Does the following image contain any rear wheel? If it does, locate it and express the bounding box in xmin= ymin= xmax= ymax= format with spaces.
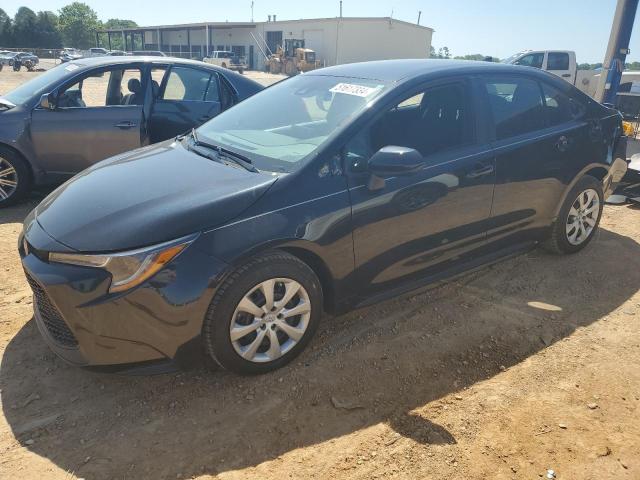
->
xmin=221 ymin=62 xmax=227 ymax=69
xmin=203 ymin=251 xmax=323 ymax=374
xmin=0 ymin=147 xmax=31 ymax=207
xmin=544 ymin=175 xmax=603 ymax=254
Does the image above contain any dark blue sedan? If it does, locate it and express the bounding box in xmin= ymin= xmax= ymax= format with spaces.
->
xmin=20 ymin=60 xmax=627 ymax=375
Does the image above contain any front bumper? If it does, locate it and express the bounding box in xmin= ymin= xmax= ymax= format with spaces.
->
xmin=19 ymin=221 xmax=229 ymax=372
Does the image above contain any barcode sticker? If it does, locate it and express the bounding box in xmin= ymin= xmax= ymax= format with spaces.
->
xmin=329 ymin=83 xmax=380 ymax=97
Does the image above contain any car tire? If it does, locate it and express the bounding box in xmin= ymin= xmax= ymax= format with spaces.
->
xmin=221 ymin=62 xmax=227 ymax=69
xmin=543 ymin=175 xmax=603 ymax=255
xmin=0 ymin=147 xmax=31 ymax=208
xmin=202 ymin=251 xmax=323 ymax=375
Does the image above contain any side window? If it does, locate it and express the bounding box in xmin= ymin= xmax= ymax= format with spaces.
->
xmin=484 ymin=77 xmax=545 ymax=140
xmin=515 ymin=53 xmax=544 ymax=69
xmin=58 ymin=68 xmax=142 ymax=108
xmin=162 ymin=67 xmax=216 ymax=101
xmin=541 ymin=83 xmax=586 ymax=126
xmin=345 ymin=82 xmax=472 ymax=170
xmin=204 ymin=74 xmax=220 ymax=102
xmin=150 ymin=67 xmax=168 ymax=99
xmin=547 ymin=52 xmax=570 ymax=71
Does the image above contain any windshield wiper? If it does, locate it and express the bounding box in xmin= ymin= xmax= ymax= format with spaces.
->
xmin=188 ymin=129 xmax=259 ymax=173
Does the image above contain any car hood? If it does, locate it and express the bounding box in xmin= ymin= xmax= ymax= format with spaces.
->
xmin=33 ymin=140 xmax=278 ymax=252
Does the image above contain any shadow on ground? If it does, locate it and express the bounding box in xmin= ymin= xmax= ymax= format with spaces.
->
xmin=2 ymin=227 xmax=640 ymax=478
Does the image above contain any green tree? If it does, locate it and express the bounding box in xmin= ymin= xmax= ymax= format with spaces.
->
xmin=35 ymin=11 xmax=62 ymax=48
xmin=13 ymin=6 xmax=37 ymax=47
xmin=100 ymin=18 xmax=137 ymax=50
xmin=0 ymin=8 xmax=13 ymax=47
xmin=58 ymin=2 xmax=100 ymax=49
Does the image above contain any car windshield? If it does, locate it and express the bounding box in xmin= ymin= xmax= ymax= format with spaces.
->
xmin=2 ymin=62 xmax=77 ymax=105
xmin=197 ymin=75 xmax=388 ymax=172
xmin=501 ymin=52 xmax=526 ymax=64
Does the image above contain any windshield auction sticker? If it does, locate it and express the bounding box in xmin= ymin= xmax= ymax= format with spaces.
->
xmin=330 ymin=83 xmax=380 ymax=97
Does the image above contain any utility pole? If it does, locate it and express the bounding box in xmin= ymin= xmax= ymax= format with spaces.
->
xmin=595 ymin=0 xmax=638 ymax=103
xmin=339 ymin=1 xmax=343 ymax=18
xmin=251 ymin=1 xmax=254 ymax=22
xmin=417 ymin=10 xmax=422 ymax=25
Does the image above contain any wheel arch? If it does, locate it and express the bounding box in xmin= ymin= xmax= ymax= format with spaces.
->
xmin=223 ymin=239 xmax=338 ymax=314
xmin=552 ymin=165 xmax=608 ymax=220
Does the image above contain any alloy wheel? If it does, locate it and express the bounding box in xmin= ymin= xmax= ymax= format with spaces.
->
xmin=0 ymin=157 xmax=18 ymax=202
xmin=566 ymin=188 xmax=600 ymax=246
xmin=230 ymin=278 xmax=311 ymax=363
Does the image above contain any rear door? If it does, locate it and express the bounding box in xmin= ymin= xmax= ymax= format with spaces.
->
xmin=480 ymin=75 xmax=584 ymax=249
xmin=149 ymin=65 xmax=232 ymax=143
xmin=545 ymin=52 xmax=574 ymax=82
xmin=30 ymin=65 xmax=144 ymax=175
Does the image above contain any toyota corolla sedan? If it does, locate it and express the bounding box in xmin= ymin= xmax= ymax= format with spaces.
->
xmin=20 ymin=60 xmax=627 ymax=375
xmin=0 ymin=56 xmax=262 ymax=206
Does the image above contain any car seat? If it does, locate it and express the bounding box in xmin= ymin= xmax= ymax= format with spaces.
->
xmin=122 ymin=78 xmax=142 ymax=105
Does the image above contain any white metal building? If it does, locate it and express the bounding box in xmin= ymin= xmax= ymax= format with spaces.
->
xmin=98 ymin=17 xmax=433 ymax=70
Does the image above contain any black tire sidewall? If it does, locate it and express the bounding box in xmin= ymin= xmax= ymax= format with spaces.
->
xmin=204 ymin=253 xmax=323 ymax=375
xmin=554 ymin=175 xmax=604 ymax=254
xmin=0 ymin=148 xmax=31 ymax=207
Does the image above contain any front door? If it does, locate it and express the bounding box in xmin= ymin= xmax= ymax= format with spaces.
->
xmin=149 ymin=65 xmax=226 ymax=143
xmin=31 ymin=66 xmax=144 ymax=175
xmin=345 ymin=80 xmax=496 ymax=298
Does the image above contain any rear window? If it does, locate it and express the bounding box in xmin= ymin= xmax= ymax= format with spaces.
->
xmin=541 ymin=83 xmax=586 ymax=126
xmin=484 ymin=77 xmax=545 ymax=140
xmin=547 ymin=52 xmax=570 ymax=71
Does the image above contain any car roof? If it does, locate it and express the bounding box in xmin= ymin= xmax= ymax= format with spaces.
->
xmin=70 ymin=55 xmax=212 ymax=69
xmin=307 ymin=59 xmax=538 ymax=83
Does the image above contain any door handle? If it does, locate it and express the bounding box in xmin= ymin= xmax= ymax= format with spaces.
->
xmin=114 ymin=121 xmax=137 ymax=129
xmin=466 ymin=164 xmax=494 ymax=179
xmin=561 ymin=73 xmax=571 ymax=78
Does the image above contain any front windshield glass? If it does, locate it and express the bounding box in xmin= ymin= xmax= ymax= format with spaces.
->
xmin=501 ymin=52 xmax=525 ymax=64
xmin=197 ymin=74 xmax=388 ymax=172
xmin=3 ymin=62 xmax=78 ymax=105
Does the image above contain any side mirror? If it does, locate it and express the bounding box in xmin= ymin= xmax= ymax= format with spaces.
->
xmin=367 ymin=146 xmax=424 ymax=191
xmin=39 ymin=93 xmax=56 ymax=110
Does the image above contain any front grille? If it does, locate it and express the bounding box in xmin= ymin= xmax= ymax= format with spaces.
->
xmin=25 ymin=273 xmax=78 ymax=348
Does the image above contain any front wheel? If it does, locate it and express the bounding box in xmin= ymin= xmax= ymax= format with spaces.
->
xmin=203 ymin=251 xmax=323 ymax=375
xmin=0 ymin=148 xmax=31 ymax=207
xmin=544 ymin=175 xmax=603 ymax=254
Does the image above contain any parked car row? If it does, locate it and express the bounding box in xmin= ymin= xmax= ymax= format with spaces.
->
xmin=59 ymin=48 xmax=148 ymax=63
xmin=2 ymin=58 xmax=628 ymax=376
xmin=0 ymin=50 xmax=39 ymax=71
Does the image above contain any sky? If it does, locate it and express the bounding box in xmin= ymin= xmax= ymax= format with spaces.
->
xmin=3 ymin=0 xmax=639 ymax=63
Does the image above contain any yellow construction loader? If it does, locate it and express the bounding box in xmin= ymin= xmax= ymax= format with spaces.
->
xmin=267 ymin=39 xmax=320 ymax=76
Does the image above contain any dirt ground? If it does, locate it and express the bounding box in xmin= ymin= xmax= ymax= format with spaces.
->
xmin=1 ymin=64 xmax=640 ymax=480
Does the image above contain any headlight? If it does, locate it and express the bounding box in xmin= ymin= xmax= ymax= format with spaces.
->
xmin=49 ymin=234 xmax=196 ymax=293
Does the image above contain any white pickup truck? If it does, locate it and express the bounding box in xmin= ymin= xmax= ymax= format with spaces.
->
xmin=203 ymin=51 xmax=247 ymax=74
xmin=502 ymin=50 xmax=597 ymax=96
